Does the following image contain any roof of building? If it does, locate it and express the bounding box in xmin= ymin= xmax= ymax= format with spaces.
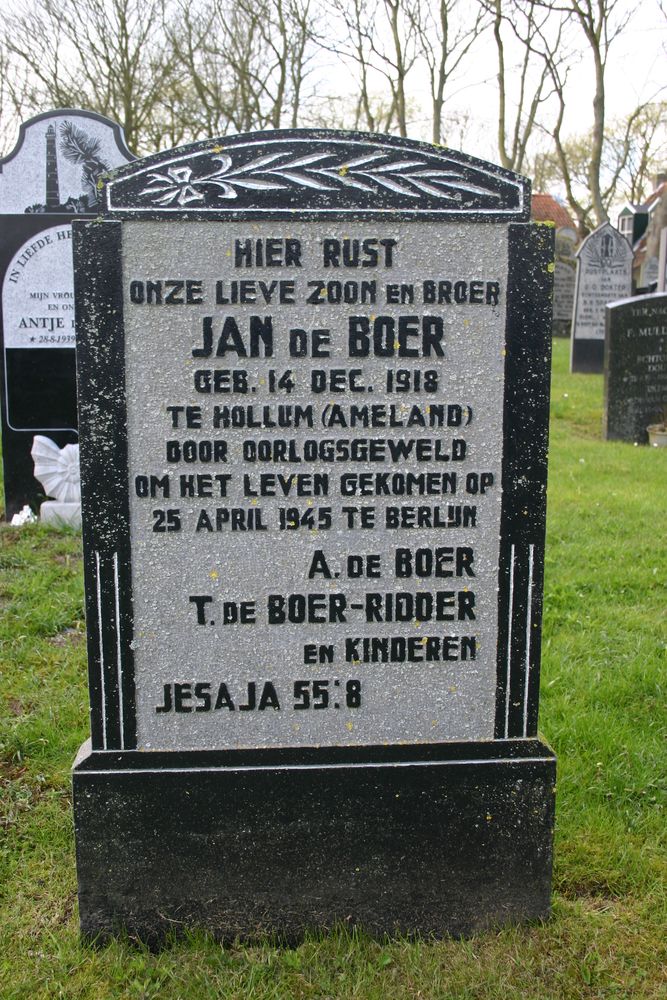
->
xmin=643 ymin=180 xmax=667 ymax=212
xmin=531 ymin=193 xmax=576 ymax=230
xmin=620 ymin=181 xmax=667 ymax=218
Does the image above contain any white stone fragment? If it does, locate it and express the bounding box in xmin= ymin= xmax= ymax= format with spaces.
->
xmin=10 ymin=504 xmax=37 ymax=526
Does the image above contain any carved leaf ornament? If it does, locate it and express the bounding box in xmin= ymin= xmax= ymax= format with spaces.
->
xmin=105 ymin=133 xmax=528 ymax=217
xmin=137 ymin=150 xmax=504 ymax=207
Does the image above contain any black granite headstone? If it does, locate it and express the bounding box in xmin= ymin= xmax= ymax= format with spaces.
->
xmin=0 ymin=109 xmax=134 ymax=519
xmin=71 ymin=129 xmax=556 ymax=943
xmin=604 ymin=292 xmax=667 ymax=442
xmin=571 ymin=222 xmax=633 ymax=373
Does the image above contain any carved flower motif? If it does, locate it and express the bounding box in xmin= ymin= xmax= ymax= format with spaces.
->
xmin=139 ymin=157 xmax=249 ymax=205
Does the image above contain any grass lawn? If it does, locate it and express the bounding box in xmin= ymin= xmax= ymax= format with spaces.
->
xmin=0 ymin=338 xmax=665 ymax=999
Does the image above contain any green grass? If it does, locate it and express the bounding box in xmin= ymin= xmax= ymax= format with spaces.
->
xmin=1 ymin=338 xmax=665 ymax=999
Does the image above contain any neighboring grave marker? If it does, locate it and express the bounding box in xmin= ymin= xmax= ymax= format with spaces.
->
xmin=552 ymin=227 xmax=577 ymax=338
xmin=0 ymin=109 xmax=133 ymax=519
xmin=604 ymin=292 xmax=667 ymax=442
xmin=571 ymin=222 xmax=633 ymax=373
xmin=641 ymin=255 xmax=660 ymax=291
xmin=72 ymin=130 xmax=556 ymax=942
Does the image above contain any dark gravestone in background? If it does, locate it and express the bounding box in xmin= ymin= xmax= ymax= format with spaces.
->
xmin=72 ymin=129 xmax=556 ymax=943
xmin=571 ymin=222 xmax=633 ymax=373
xmin=604 ymin=292 xmax=667 ymax=442
xmin=0 ymin=109 xmax=134 ymax=519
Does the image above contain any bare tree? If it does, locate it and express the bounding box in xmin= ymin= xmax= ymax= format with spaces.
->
xmin=604 ymin=101 xmax=667 ymax=205
xmin=529 ymin=0 xmax=634 ymax=224
xmin=381 ymin=0 xmax=416 ymax=137
xmin=0 ymin=43 xmax=26 ymax=152
xmin=407 ymin=1 xmax=488 ymax=145
xmin=325 ymin=0 xmax=420 ymax=136
xmin=485 ymin=0 xmax=572 ymax=173
xmin=5 ymin=0 xmax=182 ymax=153
xmin=530 ymin=100 xmax=667 ymax=232
xmin=169 ymin=0 xmax=318 ymax=138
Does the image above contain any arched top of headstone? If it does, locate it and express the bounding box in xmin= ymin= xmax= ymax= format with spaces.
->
xmin=103 ymin=129 xmax=530 ymax=222
xmin=576 ymin=221 xmax=633 ymax=265
xmin=0 ymin=108 xmax=135 ymax=214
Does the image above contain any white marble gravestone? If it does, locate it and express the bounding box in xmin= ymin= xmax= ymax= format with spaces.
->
xmin=571 ymin=222 xmax=633 ymax=373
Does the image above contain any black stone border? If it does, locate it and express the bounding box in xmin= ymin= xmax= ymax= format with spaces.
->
xmin=495 ymin=224 xmax=553 ymax=738
xmin=74 ymin=221 xmax=136 ymax=750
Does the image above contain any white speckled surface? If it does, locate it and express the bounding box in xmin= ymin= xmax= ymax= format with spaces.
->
xmin=123 ymin=220 xmax=508 ymax=750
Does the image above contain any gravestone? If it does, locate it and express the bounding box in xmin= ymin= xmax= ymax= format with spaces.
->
xmin=604 ymin=292 xmax=667 ymax=442
xmin=71 ymin=129 xmax=556 ymax=943
xmin=640 ymin=255 xmax=659 ymax=292
xmin=552 ymin=227 xmax=577 ymax=337
xmin=0 ymin=109 xmax=134 ymax=520
xmin=571 ymin=222 xmax=633 ymax=373
xmin=553 ymin=259 xmax=576 ymax=335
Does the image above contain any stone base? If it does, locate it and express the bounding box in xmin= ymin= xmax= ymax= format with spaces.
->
xmin=571 ymin=338 xmax=604 ymax=373
xmin=40 ymin=500 xmax=82 ymax=528
xmin=72 ymin=739 xmax=556 ymax=945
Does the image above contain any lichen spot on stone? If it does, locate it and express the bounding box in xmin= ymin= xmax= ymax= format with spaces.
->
xmin=547 ymin=262 xmax=555 ymax=273
xmin=339 ymin=165 xmax=349 ymax=177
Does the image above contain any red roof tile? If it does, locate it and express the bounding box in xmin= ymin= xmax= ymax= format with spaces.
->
xmin=531 ymin=193 xmax=576 ymax=230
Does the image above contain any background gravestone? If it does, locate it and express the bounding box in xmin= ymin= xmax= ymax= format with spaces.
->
xmin=571 ymin=222 xmax=633 ymax=373
xmin=72 ymin=129 xmax=556 ymax=943
xmin=640 ymin=255 xmax=660 ymax=291
xmin=552 ymin=228 xmax=578 ymax=338
xmin=0 ymin=109 xmax=134 ymax=520
xmin=604 ymin=292 xmax=667 ymax=442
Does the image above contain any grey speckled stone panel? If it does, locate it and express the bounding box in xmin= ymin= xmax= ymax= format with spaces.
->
xmin=121 ymin=221 xmax=507 ymax=750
